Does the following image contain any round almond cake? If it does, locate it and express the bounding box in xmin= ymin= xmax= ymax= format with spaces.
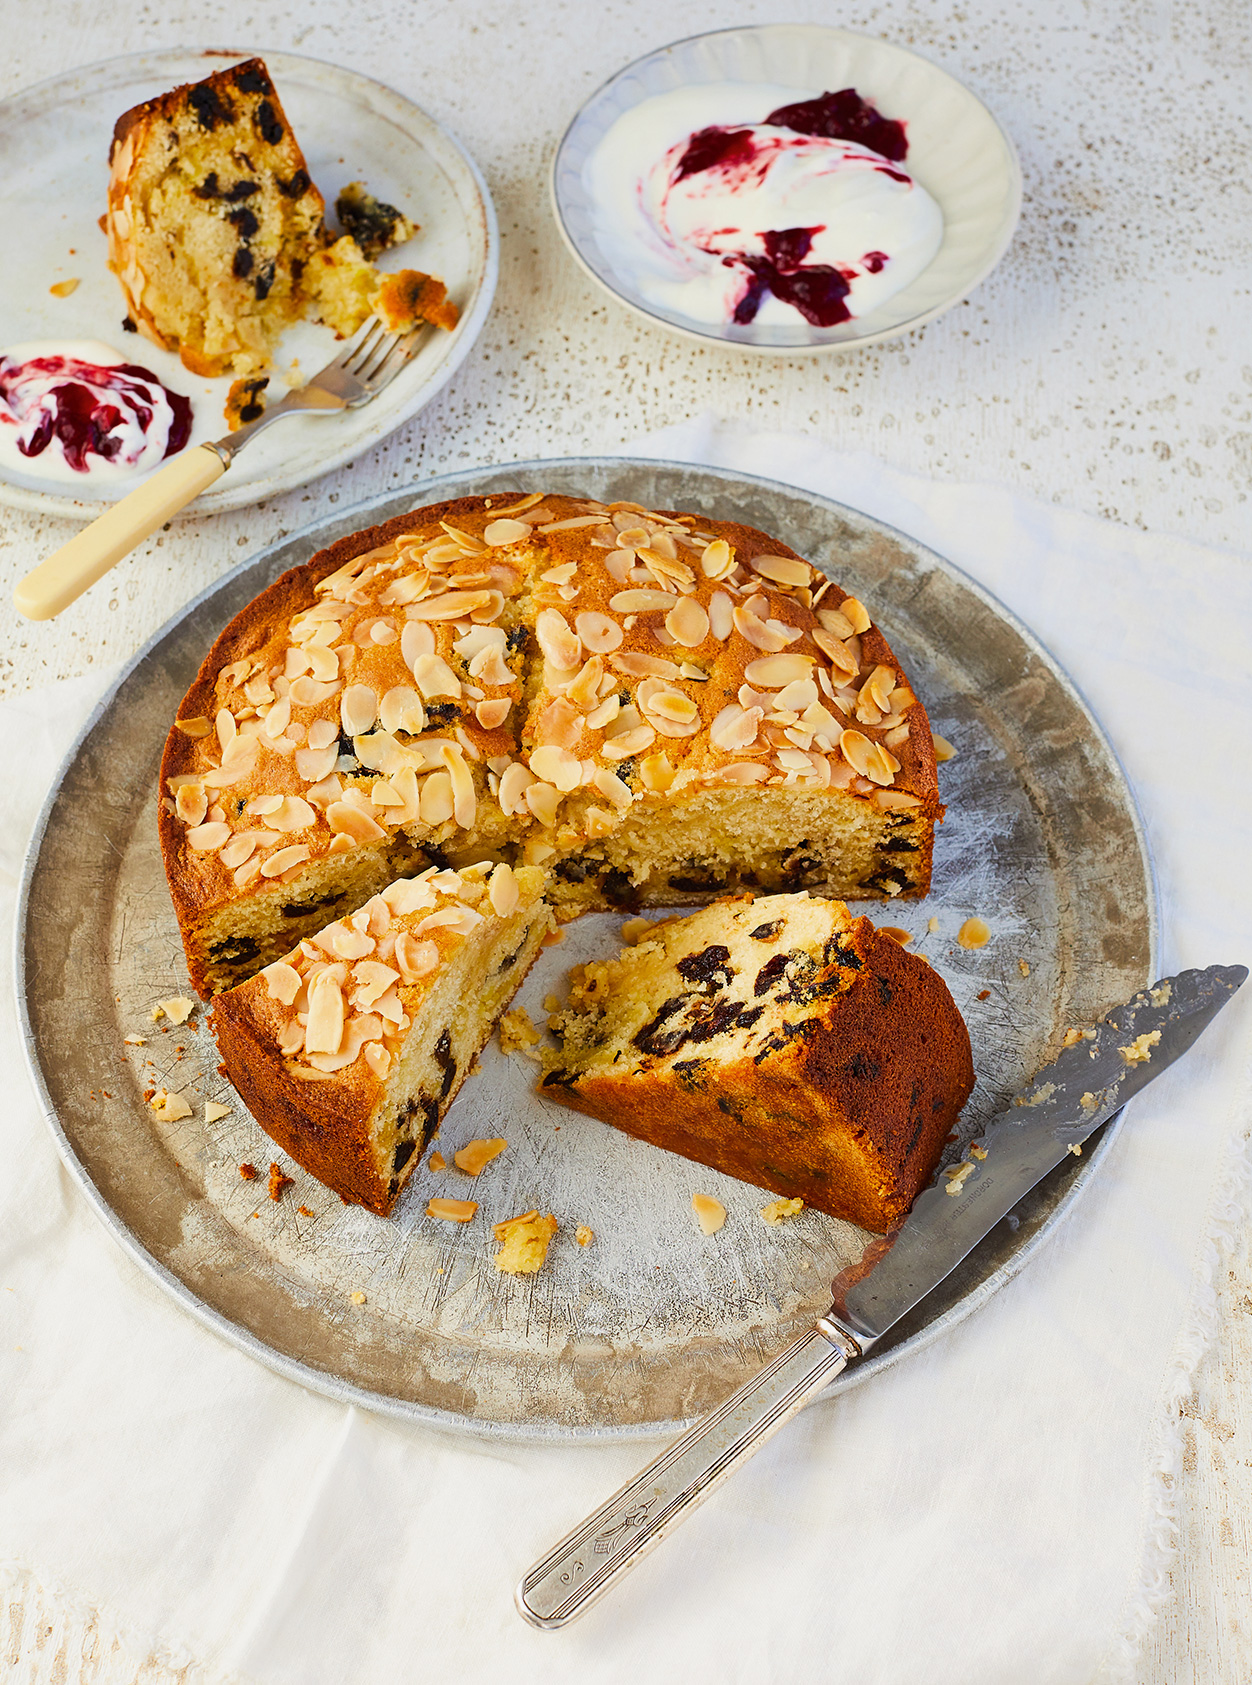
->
xmin=158 ymin=489 xmax=954 ymax=1218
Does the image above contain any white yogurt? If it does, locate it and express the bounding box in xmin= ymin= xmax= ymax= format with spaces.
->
xmin=0 ymin=339 xmax=193 ymax=484
xmin=584 ymin=83 xmax=944 ymax=329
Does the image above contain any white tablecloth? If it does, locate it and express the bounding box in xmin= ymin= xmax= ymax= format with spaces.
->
xmin=3 ymin=424 xmax=1249 ymax=1685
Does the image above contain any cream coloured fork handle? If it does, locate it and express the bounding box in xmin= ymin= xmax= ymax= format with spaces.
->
xmin=13 ymin=443 xmax=228 ymax=620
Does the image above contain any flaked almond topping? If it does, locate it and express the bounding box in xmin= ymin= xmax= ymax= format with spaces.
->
xmin=174 ymin=716 xmax=211 ymax=738
xmin=525 ymin=780 xmax=563 ymax=827
xmin=706 ymin=761 xmax=769 ymax=784
xmin=175 ymin=783 xmax=208 ymax=827
xmin=263 ymin=961 xmax=302 ymax=1005
xmin=427 ymin=1197 xmax=478 ymax=1222
xmin=733 ymin=603 xmax=791 ymax=653
xmin=610 ymin=651 xmax=681 ymax=680
xmin=288 ymin=676 xmax=340 ymax=707
xmin=400 ymin=620 xmax=436 ymax=673
xmin=708 ymin=590 xmax=735 ymax=641
xmin=376 ymin=686 xmax=423 ymax=736
xmin=744 ymin=653 xmax=816 ymax=689
xmin=304 ymin=969 xmax=345 ymax=1056
xmin=879 ymin=927 xmax=913 ymax=945
xmin=187 ymin=820 xmax=231 ymax=852
xmin=149 ymin=1087 xmax=193 ymax=1122
xmin=872 ymin=789 xmax=922 ymax=811
xmin=260 ymin=844 xmax=312 ymax=878
xmin=574 ymin=610 xmax=623 ymax=655
xmin=750 ymin=553 xmax=812 ymax=588
xmin=411 ymin=653 xmax=461 ymax=700
xmin=600 ymin=724 xmax=655 ymax=759
xmin=305 ymin=645 xmax=340 ymax=681
xmin=536 ymin=608 xmax=582 ymax=671
xmin=957 ymin=917 xmax=991 ymax=949
xmin=295 ymin=744 xmax=338 ymax=783
xmin=491 ymin=492 xmax=546 ymax=515
xmin=326 ymin=802 xmax=387 ymax=842
xmin=266 ymin=795 xmax=316 ymax=832
xmin=454 ymin=1136 xmax=508 ymax=1175
xmin=497 ymin=761 xmax=535 ymax=816
xmin=932 ymin=732 xmax=957 ymax=762
xmin=592 ymin=766 xmax=632 ymax=811
xmin=584 ymin=695 xmax=620 ymax=732
xmin=710 ymin=702 xmax=763 ymax=754
xmin=639 ymin=751 xmax=676 ymax=791
xmin=394 ymin=932 xmax=440 ymax=981
xmin=665 ymin=595 xmax=709 ymax=647
xmin=482 ymin=518 xmax=533 ymax=546
xmin=474 ymin=697 xmax=511 ymax=730
xmin=816 ymin=606 xmax=856 ymax=641
xmin=608 ymin=588 xmax=675 ymax=613
xmin=839 ymin=596 xmax=871 ymax=634
xmin=700 ymin=538 xmax=735 ymax=579
xmin=406 ymin=588 xmax=494 ymax=622
xmin=692 ymin=1193 xmax=726 ymax=1235
xmin=565 ymin=654 xmax=605 ymax=709
xmin=538 ymin=514 xmax=606 ymax=532
xmin=487 ymin=861 xmax=521 ymax=917
xmin=442 ymin=745 xmax=477 ymax=828
xmin=530 ymin=744 xmax=583 ymax=791
xmin=539 ymin=561 xmax=579 ymax=586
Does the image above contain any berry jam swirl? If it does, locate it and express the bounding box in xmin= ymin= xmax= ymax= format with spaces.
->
xmin=0 ymin=341 xmax=192 ymax=483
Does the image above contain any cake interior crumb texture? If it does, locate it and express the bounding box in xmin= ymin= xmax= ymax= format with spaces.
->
xmin=542 ymin=892 xmax=975 ymax=1233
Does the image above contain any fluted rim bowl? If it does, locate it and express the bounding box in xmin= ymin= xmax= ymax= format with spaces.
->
xmin=551 ymin=24 xmax=1022 ymax=354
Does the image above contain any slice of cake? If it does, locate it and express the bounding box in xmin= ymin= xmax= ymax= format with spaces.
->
xmin=160 ymin=492 xmax=942 ymax=998
xmin=105 ymin=59 xmax=328 ymax=375
xmin=540 ymin=893 xmax=974 ymax=1233
xmin=210 ymin=862 xmax=551 ymax=1214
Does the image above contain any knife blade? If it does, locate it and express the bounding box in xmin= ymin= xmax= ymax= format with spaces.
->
xmin=516 ymin=963 xmax=1246 ymax=1629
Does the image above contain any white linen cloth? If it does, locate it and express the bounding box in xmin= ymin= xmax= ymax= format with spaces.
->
xmin=2 ymin=420 xmax=1250 ymax=1685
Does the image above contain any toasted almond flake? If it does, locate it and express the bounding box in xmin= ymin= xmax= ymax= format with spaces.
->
xmin=485 ymin=861 xmax=520 ymax=917
xmin=260 ymin=844 xmax=311 ymax=878
xmin=539 ymin=561 xmax=579 ymax=586
xmin=744 ymin=653 xmax=816 ymax=689
xmin=268 ymin=795 xmax=316 ymax=832
xmin=692 ymin=1193 xmax=726 ymax=1235
xmin=880 ymin=927 xmax=913 ymax=946
xmin=932 ymin=733 xmax=957 ymax=763
xmin=410 ymin=653 xmax=461 ymax=701
xmin=306 ymin=644 xmax=341 ymax=682
xmin=440 ymin=745 xmax=476 ymax=828
xmin=406 ymin=589 xmax=493 ymax=622
xmin=643 ymin=686 xmax=698 ymax=726
xmin=157 ymin=996 xmax=195 ymax=1024
xmin=816 ymin=606 xmax=856 ymax=641
xmin=175 ymin=783 xmax=208 ymax=826
xmin=575 ymin=1225 xmax=594 ymax=1246
xmin=529 ymin=745 xmax=582 ymax=791
xmin=586 ymin=767 xmax=628 ymax=811
xmin=400 ymin=619 xmax=436 ymax=671
xmin=288 ymin=676 xmax=341 ymax=707
xmin=337 ymin=684 xmax=376 ymax=736
xmin=454 ymin=1136 xmax=508 ymax=1175
xmin=187 ymin=821 xmax=230 ymax=852
xmin=149 ymin=1087 xmax=193 ymax=1122
xmin=710 ymin=702 xmax=763 ymax=754
xmin=532 ymin=608 xmax=580 ymax=671
xmin=204 ymin=1100 xmax=232 ymax=1124
xmin=374 ymin=686 xmax=423 ymax=736
xmin=295 ymin=744 xmax=338 ymax=783
xmin=584 ymin=695 xmax=620 ymax=732
xmin=468 ymin=696 xmax=507 ymax=731
xmin=700 ymin=539 xmax=735 ymax=579
xmin=751 ymin=553 xmax=812 ymax=587
xmin=664 ymin=595 xmax=709 ymax=647
xmin=174 ymin=716 xmax=211 ymax=738
xmin=706 ymin=761 xmax=769 ymax=785
xmin=840 ymin=596 xmax=871 ymax=634
xmin=491 ymin=492 xmax=546 ymax=516
xmin=837 ymin=728 xmax=874 ymax=777
xmin=599 ymin=725 xmax=655 ymax=759
xmin=525 ymin=780 xmax=563 ymax=827
xmin=608 ymin=589 xmax=675 ymax=613
xmin=326 ymin=802 xmax=387 ymax=842
xmin=390 ymin=933 xmax=438 ymax=982
xmin=122 ymin=1034 xmax=146 ymax=1045
xmin=733 ymin=603 xmax=790 ymax=652
xmin=428 ymin=1196 xmax=478 ymax=1222
xmin=957 ymin=917 xmax=992 ymax=949
xmin=480 ymin=518 xmax=533 ymax=547
xmin=234 ymin=857 xmax=263 ymax=886
xmin=638 ymin=751 xmax=675 ymax=792
xmin=539 ymin=514 xmax=606 ymax=532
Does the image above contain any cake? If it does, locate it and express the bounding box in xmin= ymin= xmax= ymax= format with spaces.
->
xmin=210 ymin=861 xmax=550 ymax=1214
xmin=540 ymin=893 xmax=975 ymax=1233
xmin=159 ymin=491 xmax=942 ymax=1002
xmin=105 ymin=58 xmax=453 ymax=379
xmin=105 ymin=60 xmax=329 ymax=376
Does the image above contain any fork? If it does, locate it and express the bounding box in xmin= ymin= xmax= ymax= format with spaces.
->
xmin=13 ymin=318 xmax=425 ymax=620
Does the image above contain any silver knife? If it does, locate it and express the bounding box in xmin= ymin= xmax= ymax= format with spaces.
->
xmin=516 ymin=962 xmax=1247 ymax=1629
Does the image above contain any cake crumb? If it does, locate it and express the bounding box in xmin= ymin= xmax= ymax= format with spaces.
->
xmin=239 ymin=1163 xmax=258 ymax=1180
xmin=428 ymin=1197 xmax=477 ymax=1223
xmin=1150 ymin=981 xmax=1172 ymax=1007
xmin=976 ymin=989 xmax=991 ymax=1000
xmin=1080 ymin=1092 xmax=1099 ymax=1112
xmin=498 ymin=1007 xmax=541 ymax=1058
xmin=944 ymin=1162 xmax=976 ymax=1195
xmin=541 ymin=925 xmax=565 ymax=945
xmin=761 ymin=1197 xmax=804 ymax=1225
xmin=123 ymin=1034 xmax=147 ymax=1046
xmin=493 ymin=1210 xmax=558 ymax=1272
xmin=1119 ymin=1031 xmax=1161 ymax=1065
xmin=1018 ymin=959 xmax=1030 ymax=977
xmin=224 ymin=375 xmax=269 ymax=430
xmin=575 ymin=1224 xmax=594 ymax=1246
xmin=969 ymin=1142 xmax=988 ymax=1160
xmin=928 ymin=917 xmax=940 ymax=933
xmin=150 ymin=1005 xmax=165 ymax=1021
xmin=454 ymin=1137 xmax=507 ymax=1175
xmin=204 ymin=1100 xmax=232 ymax=1123
xmin=50 ymin=277 xmax=80 ymax=297
xmin=542 ymin=993 xmax=562 ymax=1013
xmin=956 ymin=917 xmax=991 ymax=949
xmin=620 ymin=917 xmax=652 ymax=945
xmin=350 ymin=1291 xmax=367 ymax=1304
xmin=148 ymin=1087 xmax=192 ymax=1121
xmin=268 ymin=1164 xmax=293 ymax=1201
xmin=1066 ymin=1142 xmax=1083 ymax=1156
xmin=692 ymin=1193 xmax=726 ymax=1236
xmin=429 ymin=1150 xmax=446 ymax=1172
xmin=297 ymin=1205 xmax=314 ymax=1217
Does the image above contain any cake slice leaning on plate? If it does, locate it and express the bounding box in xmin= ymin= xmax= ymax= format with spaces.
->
xmin=541 ymin=891 xmax=974 ymax=1233
xmin=210 ymin=861 xmax=551 ymax=1213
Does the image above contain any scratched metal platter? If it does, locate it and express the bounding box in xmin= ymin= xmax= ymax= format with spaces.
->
xmin=17 ymin=458 xmax=1157 ymax=1442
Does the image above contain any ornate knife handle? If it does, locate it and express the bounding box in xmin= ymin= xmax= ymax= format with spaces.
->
xmin=516 ymin=1318 xmax=858 ymax=1628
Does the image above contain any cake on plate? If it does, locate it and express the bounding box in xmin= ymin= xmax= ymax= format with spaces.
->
xmin=541 ymin=892 xmax=975 ymax=1233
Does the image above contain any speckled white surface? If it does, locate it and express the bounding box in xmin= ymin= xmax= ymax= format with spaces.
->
xmin=1 ymin=2 xmax=1250 ymax=1679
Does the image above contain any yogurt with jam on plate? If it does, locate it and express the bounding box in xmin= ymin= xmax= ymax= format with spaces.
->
xmin=551 ymin=25 xmax=1022 ymax=352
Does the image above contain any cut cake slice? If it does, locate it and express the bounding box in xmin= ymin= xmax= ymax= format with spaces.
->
xmin=540 ymin=892 xmax=974 ymax=1234
xmin=210 ymin=861 xmax=551 ymax=1213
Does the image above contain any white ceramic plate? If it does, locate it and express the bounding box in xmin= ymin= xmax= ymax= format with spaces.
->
xmin=552 ymin=25 xmax=1021 ymax=354
xmin=0 ymin=48 xmax=498 ymax=517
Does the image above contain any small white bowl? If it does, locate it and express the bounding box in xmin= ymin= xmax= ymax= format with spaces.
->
xmin=551 ymin=25 xmax=1021 ymax=354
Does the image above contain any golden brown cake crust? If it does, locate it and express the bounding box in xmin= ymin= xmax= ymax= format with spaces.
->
xmin=544 ymin=911 xmax=974 ymax=1234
